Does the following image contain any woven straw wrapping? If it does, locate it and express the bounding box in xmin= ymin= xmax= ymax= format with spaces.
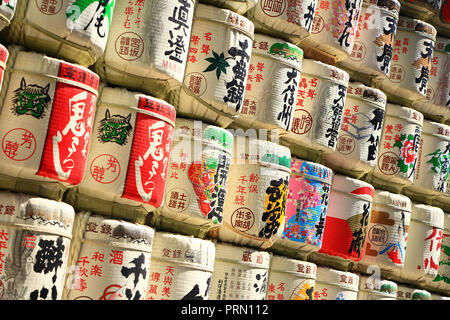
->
xmin=357 ymin=275 xmax=397 ymax=300
xmin=428 ymin=5 xmax=450 ymax=39
xmin=199 ymin=0 xmax=257 ymax=14
xmin=396 ymin=283 xmax=431 ymax=300
xmin=313 ymin=267 xmax=359 ymax=300
xmin=0 ymin=44 xmax=8 ymax=93
xmin=0 ymin=190 xmax=74 ymax=300
xmin=398 ymin=0 xmax=441 ymax=21
xmin=0 ymin=0 xmax=16 ymax=30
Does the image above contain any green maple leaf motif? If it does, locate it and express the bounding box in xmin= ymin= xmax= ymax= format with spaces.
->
xmin=66 ymin=0 xmax=115 ymax=26
xmin=203 ymin=51 xmax=232 ymax=80
xmin=397 ymin=159 xmax=409 ymax=173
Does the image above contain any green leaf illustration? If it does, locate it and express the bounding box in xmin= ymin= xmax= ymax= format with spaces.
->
xmin=203 ymin=51 xmax=231 ymax=80
xmin=67 ymin=0 xmax=115 ymax=26
xmin=398 ymin=159 xmax=409 ymax=173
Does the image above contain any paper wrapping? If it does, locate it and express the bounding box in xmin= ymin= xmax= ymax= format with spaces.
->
xmin=0 ymin=190 xmax=74 ymax=300
xmin=357 ymin=275 xmax=397 ymax=300
xmin=199 ymin=0 xmax=257 ymax=14
xmin=0 ymin=0 xmax=15 ymax=30
xmin=313 ymin=267 xmax=359 ymax=300
xmin=0 ymin=47 xmax=99 ymax=201
xmin=153 ymin=117 xmax=233 ymax=238
xmin=266 ymin=255 xmax=317 ymax=300
xmin=433 ymin=174 xmax=450 ymax=212
xmin=165 ymin=3 xmax=254 ymax=128
xmin=246 ymin=0 xmax=316 ymax=43
xmin=94 ymin=0 xmax=195 ymax=99
xmin=370 ymin=103 xmax=423 ymax=194
xmin=396 ymin=283 xmax=431 ymax=300
xmin=146 ymin=232 xmax=215 ymax=300
xmin=281 ymin=59 xmax=349 ymax=160
xmin=212 ymin=137 xmax=291 ymax=250
xmin=210 ymin=242 xmax=270 ymax=300
xmin=0 ymin=44 xmax=7 ymax=94
xmin=271 ymin=157 xmax=333 ymax=260
xmin=235 ymin=33 xmax=303 ymax=134
xmin=324 ymin=83 xmax=387 ymax=178
xmin=7 ymin=0 xmax=116 ymax=67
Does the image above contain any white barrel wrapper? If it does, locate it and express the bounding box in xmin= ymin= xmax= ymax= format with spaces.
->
xmin=199 ymin=0 xmax=257 ymax=14
xmin=0 ymin=44 xmax=8 ymax=93
xmin=357 ymin=275 xmax=397 ymax=300
xmin=396 ymin=283 xmax=431 ymax=300
xmin=313 ymin=267 xmax=359 ymax=300
xmin=0 ymin=0 xmax=16 ymax=30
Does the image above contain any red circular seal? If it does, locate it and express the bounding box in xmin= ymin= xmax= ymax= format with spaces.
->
xmin=231 ymin=207 xmax=255 ymax=232
xmin=311 ymin=15 xmax=324 ymax=34
xmin=336 ymin=134 xmax=355 ymax=155
xmin=260 ymin=0 xmax=286 ymax=17
xmin=36 ymin=0 xmax=62 ymax=15
xmin=115 ymin=32 xmax=145 ymax=61
xmin=166 ymin=187 xmax=190 ymax=213
xmin=291 ymin=109 xmax=313 ymax=135
xmin=2 ymin=128 xmax=36 ymax=161
xmin=184 ymin=72 xmax=208 ymax=97
xmin=348 ymin=41 xmax=366 ymax=62
xmin=388 ymin=64 xmax=405 ymax=83
xmin=90 ymin=154 xmax=121 ymax=184
xmin=377 ymin=151 xmax=400 ymax=175
xmin=425 ymin=85 xmax=435 ymax=101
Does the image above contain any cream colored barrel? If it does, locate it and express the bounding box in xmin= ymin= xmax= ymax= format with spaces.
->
xmin=0 ymin=190 xmax=74 ymax=300
xmin=7 ymin=0 xmax=116 ymax=67
xmin=281 ymin=59 xmax=349 ymax=161
xmin=356 ymin=190 xmax=411 ymax=276
xmin=0 ymin=0 xmax=15 ymax=30
xmin=211 ymin=137 xmax=291 ymax=250
xmin=199 ymin=0 xmax=257 ymax=14
xmin=266 ymin=256 xmax=317 ymax=300
xmin=412 ymin=37 xmax=449 ymax=123
xmin=339 ymin=0 xmax=401 ymax=83
xmin=0 ymin=47 xmax=99 ymax=201
xmin=375 ymin=16 xmax=437 ymax=106
xmin=313 ymin=267 xmax=359 ymax=300
xmin=398 ymin=0 xmax=441 ymax=21
xmin=298 ymin=0 xmax=363 ymax=64
xmin=270 ymin=158 xmax=333 ymax=260
xmin=369 ymin=103 xmax=423 ymax=194
xmin=432 ymin=293 xmax=450 ymax=300
xmin=152 ymin=117 xmax=233 ymax=238
xmin=246 ymin=0 xmax=316 ymax=43
xmin=165 ymin=4 xmax=254 ymax=128
xmin=146 ymin=232 xmax=215 ymax=300
xmin=324 ymin=83 xmax=387 ymax=179
xmin=63 ymin=87 xmax=176 ymax=225
xmin=64 ymin=213 xmax=154 ymax=300
xmin=94 ymin=0 xmax=195 ymax=99
xmin=433 ymin=179 xmax=450 ymax=213
xmin=404 ymin=121 xmax=450 ymax=204
xmin=210 ymin=242 xmax=270 ymax=300
xmin=0 ymin=44 xmax=8 ymax=93
xmin=235 ymin=33 xmax=303 ymax=134
xmin=396 ymin=284 xmax=431 ymax=300
xmin=357 ymin=275 xmax=397 ymax=300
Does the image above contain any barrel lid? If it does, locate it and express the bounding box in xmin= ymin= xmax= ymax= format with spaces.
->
xmin=151 ymin=232 xmax=215 ymax=271
xmin=411 ymin=203 xmax=445 ymax=228
xmin=435 ymin=37 xmax=450 ymax=53
xmin=331 ymin=175 xmax=375 ymax=202
xmin=359 ymin=275 xmax=398 ymax=298
xmin=422 ymin=120 xmax=450 ymax=142
xmin=346 ymin=82 xmax=387 ymax=110
xmin=0 ymin=43 xmax=8 ymax=66
xmin=373 ymin=190 xmax=412 ymax=212
xmin=301 ymin=59 xmax=350 ymax=86
xmin=397 ymin=285 xmax=432 ymax=300
xmin=270 ymin=255 xmax=317 ymax=280
xmin=385 ymin=103 xmax=424 ymax=126
xmin=215 ymin=242 xmax=270 ymax=269
xmin=315 ymin=267 xmax=360 ymax=291
xmin=290 ymin=157 xmax=333 ymax=185
xmin=252 ymin=33 xmax=303 ymax=71
xmin=362 ymin=0 xmax=401 ymax=16
xmin=397 ymin=16 xmax=437 ymax=41
xmin=194 ymin=3 xmax=254 ymax=39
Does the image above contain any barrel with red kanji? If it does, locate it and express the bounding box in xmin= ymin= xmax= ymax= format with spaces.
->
xmin=357 ymin=276 xmax=397 ymax=300
xmin=63 ymin=86 xmax=175 ymax=225
xmin=165 ymin=3 xmax=254 ymax=128
xmin=64 ymin=212 xmax=155 ymax=300
xmin=0 ymin=44 xmax=8 ymax=93
xmin=266 ymin=256 xmax=317 ymax=300
xmin=281 ymin=59 xmax=349 ymax=161
xmin=396 ymin=284 xmax=431 ymax=300
xmin=8 ymin=0 xmax=116 ymax=66
xmin=94 ymin=0 xmax=195 ymax=99
xmin=235 ymin=33 xmax=303 ymax=134
xmin=0 ymin=48 xmax=99 ymax=201
xmin=146 ymin=232 xmax=215 ymax=300
xmin=313 ymin=267 xmax=359 ymax=300
xmin=246 ymin=0 xmax=317 ymax=43
xmin=324 ymin=83 xmax=387 ymax=179
xmin=0 ymin=0 xmax=16 ymax=30
xmin=369 ymin=103 xmax=423 ymax=193
xmin=199 ymin=0 xmax=257 ymax=14
xmin=209 ymin=242 xmax=271 ymax=300
xmin=0 ymin=190 xmax=74 ymax=300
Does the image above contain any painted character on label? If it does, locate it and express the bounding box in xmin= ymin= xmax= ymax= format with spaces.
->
xmin=12 ymin=78 xmax=51 ymax=119
xmin=181 ymin=276 xmax=211 ymax=300
xmin=98 ymin=109 xmax=132 ymax=145
xmin=66 ymin=0 xmax=115 ymax=38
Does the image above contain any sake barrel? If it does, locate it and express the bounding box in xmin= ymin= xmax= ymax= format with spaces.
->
xmin=432 ymin=293 xmax=450 ymax=300
xmin=339 ymin=0 xmax=401 ymax=83
xmin=376 ymin=16 xmax=437 ymax=106
xmin=310 ymin=175 xmax=374 ymax=270
xmin=146 ymin=232 xmax=215 ymax=300
xmin=210 ymin=242 xmax=271 ymax=300
xmin=433 ymin=178 xmax=450 ymax=212
xmin=281 ymin=59 xmax=349 ymax=161
xmin=270 ymin=158 xmax=333 ymax=260
xmin=0 ymin=48 xmax=99 ymax=201
xmin=412 ymin=37 xmax=450 ymax=123
xmin=396 ymin=284 xmax=431 ymax=300
xmin=356 ymin=190 xmax=411 ymax=275
xmin=298 ymin=0 xmax=363 ymax=64
xmin=398 ymin=0 xmax=441 ymax=21
xmin=0 ymin=0 xmax=16 ymax=30
xmin=404 ymin=121 xmax=450 ymax=204
xmin=0 ymin=44 xmax=8 ymax=93
xmin=212 ymin=137 xmax=291 ymax=250
xmin=199 ymin=0 xmax=257 ymax=14
xmin=153 ymin=117 xmax=233 ymax=238
xmin=0 ymin=190 xmax=74 ymax=300
xmin=245 ymin=0 xmax=316 ymax=43
xmin=235 ymin=33 xmax=303 ymax=134
xmin=399 ymin=204 xmax=444 ymax=284
xmin=357 ymin=275 xmax=397 ymax=300
xmin=266 ymin=256 xmax=317 ymax=300
xmin=428 ymin=3 xmax=450 ymax=39
xmin=8 ymin=0 xmax=116 ymax=67
xmin=370 ymin=103 xmax=423 ymax=194
xmin=165 ymin=4 xmax=254 ymax=128
xmin=324 ymin=83 xmax=387 ymax=179
xmin=94 ymin=0 xmax=195 ymax=99
xmin=313 ymin=267 xmax=359 ymax=300
xmin=63 ymin=87 xmax=175 ymax=225
xmin=64 ymin=213 xmax=155 ymax=300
